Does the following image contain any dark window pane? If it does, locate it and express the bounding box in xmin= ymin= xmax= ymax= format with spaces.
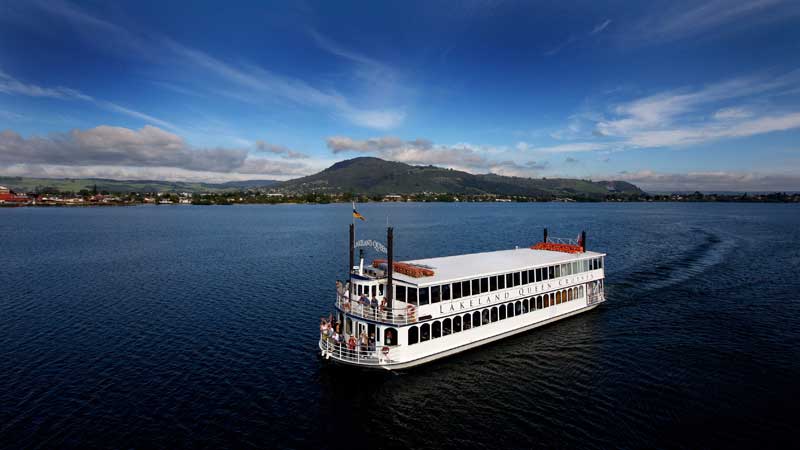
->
xmin=498 ymin=275 xmax=505 ymax=289
xmin=432 ymin=321 xmax=441 ymax=338
xmin=499 ymin=306 xmax=506 ymax=320
xmin=419 ymin=287 xmax=429 ymax=305
xmin=463 ymin=314 xmax=471 ymax=330
xmin=431 ymin=285 xmax=440 ymax=303
xmin=408 ymin=288 xmax=417 ymax=306
xmin=490 ymin=276 xmax=498 ymax=291
xmin=473 ymin=311 xmax=481 ymax=327
xmin=454 ymin=316 xmax=462 ymax=332
xmin=408 ymin=326 xmax=419 ymax=345
xmin=443 ymin=319 xmax=451 ymax=335
xmin=536 ymin=268 xmax=542 ymax=281
xmin=506 ymin=273 xmax=513 ymax=286
xmin=482 ymin=309 xmax=490 ymax=325
xmin=397 ymin=286 xmax=406 ymax=302
xmin=442 ymin=284 xmax=450 ymax=301
xmin=472 ymin=279 xmax=480 ymax=295
xmin=491 ymin=307 xmax=498 ymax=322
xmin=420 ymin=324 xmax=430 ymax=341
xmin=462 ymin=280 xmax=471 ymax=297
xmin=480 ymin=277 xmax=488 ymax=293
xmin=548 ymin=266 xmax=555 ymax=279
xmin=522 ymin=270 xmax=528 ymax=285
xmin=452 ymin=282 xmax=461 ymax=299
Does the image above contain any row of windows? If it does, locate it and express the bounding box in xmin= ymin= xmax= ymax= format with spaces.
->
xmin=407 ymin=286 xmax=585 ymax=345
xmin=397 ymin=257 xmax=602 ymax=307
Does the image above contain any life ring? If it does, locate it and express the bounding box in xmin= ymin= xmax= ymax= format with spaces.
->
xmin=381 ymin=346 xmax=390 ymax=356
xmin=406 ymin=304 xmax=416 ymax=321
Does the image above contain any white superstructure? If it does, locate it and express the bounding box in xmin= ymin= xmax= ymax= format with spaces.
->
xmin=319 ymin=228 xmax=605 ymax=370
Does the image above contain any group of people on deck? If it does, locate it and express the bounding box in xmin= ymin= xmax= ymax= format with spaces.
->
xmin=336 ymin=280 xmax=391 ymax=320
xmin=320 ymin=314 xmax=377 ymax=358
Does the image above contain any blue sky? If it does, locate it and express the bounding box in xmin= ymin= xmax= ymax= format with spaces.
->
xmin=1 ymin=0 xmax=800 ymax=190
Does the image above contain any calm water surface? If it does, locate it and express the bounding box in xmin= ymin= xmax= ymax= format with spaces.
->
xmin=1 ymin=203 xmax=799 ymax=449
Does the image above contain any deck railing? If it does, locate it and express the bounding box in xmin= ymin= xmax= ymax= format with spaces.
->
xmin=319 ymin=336 xmax=400 ymax=365
xmin=336 ymin=295 xmax=417 ymax=325
xmin=587 ymin=292 xmax=604 ymax=305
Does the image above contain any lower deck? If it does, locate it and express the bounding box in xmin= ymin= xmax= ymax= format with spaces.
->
xmin=320 ymin=280 xmax=605 ymax=370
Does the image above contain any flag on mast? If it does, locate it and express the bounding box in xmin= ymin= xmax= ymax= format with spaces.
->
xmin=352 ymin=202 xmax=366 ymax=221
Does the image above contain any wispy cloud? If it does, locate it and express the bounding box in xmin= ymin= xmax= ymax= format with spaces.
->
xmin=630 ymin=0 xmax=800 ymax=44
xmin=0 ymin=68 xmax=180 ymax=131
xmin=539 ymin=69 xmax=800 ymax=152
xmin=20 ymin=1 xmax=407 ymax=130
xmin=545 ymin=18 xmax=612 ymax=56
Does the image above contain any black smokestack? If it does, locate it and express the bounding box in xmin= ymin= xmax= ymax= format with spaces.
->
xmin=349 ymin=224 xmax=354 ymax=275
xmin=581 ymin=230 xmax=586 ymax=252
xmin=543 ymin=228 xmax=548 ymax=243
xmin=387 ymin=227 xmax=394 ymax=302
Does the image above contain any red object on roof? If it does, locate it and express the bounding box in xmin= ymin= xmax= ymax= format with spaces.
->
xmin=531 ymin=242 xmax=584 ymax=254
xmin=372 ymin=259 xmax=435 ymax=278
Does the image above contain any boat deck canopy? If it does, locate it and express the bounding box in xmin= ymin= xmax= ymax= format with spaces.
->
xmin=394 ymin=248 xmax=605 ymax=286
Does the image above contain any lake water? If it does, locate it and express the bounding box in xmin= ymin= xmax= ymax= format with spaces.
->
xmin=1 ymin=203 xmax=799 ymax=449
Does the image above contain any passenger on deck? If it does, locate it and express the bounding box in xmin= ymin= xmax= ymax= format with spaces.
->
xmin=360 ymin=331 xmax=369 ymax=356
xmin=369 ymin=333 xmax=376 ymax=352
xmin=370 ymin=295 xmax=379 ymax=317
xmin=347 ymin=335 xmax=357 ymax=356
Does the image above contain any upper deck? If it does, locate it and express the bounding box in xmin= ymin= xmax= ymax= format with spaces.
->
xmin=395 ymin=247 xmax=606 ymax=287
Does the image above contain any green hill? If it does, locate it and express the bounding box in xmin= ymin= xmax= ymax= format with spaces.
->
xmin=274 ymin=157 xmax=641 ymax=198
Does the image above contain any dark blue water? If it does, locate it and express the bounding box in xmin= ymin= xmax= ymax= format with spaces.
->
xmin=1 ymin=203 xmax=799 ymax=449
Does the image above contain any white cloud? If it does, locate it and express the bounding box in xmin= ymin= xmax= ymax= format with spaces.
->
xmin=713 ymin=107 xmax=753 ymax=120
xmin=0 ymin=125 xmax=312 ymax=180
xmin=590 ymin=19 xmax=612 ymax=35
xmin=255 ymin=140 xmax=309 ymax=159
xmin=611 ymin=169 xmax=800 ymax=191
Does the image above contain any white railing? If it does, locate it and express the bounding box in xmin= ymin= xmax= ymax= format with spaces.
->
xmin=319 ymin=336 xmax=400 ymax=366
xmin=336 ymin=295 xmax=418 ymax=325
xmin=547 ymin=236 xmax=580 ymax=245
xmin=587 ymin=292 xmax=604 ymax=305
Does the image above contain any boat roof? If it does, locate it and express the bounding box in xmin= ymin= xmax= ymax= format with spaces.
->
xmin=394 ymin=248 xmax=605 ymax=286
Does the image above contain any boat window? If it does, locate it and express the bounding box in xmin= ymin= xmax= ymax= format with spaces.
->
xmin=480 ymin=277 xmax=488 ymax=293
xmin=507 ymin=303 xmax=514 ymax=317
xmin=357 ymin=284 xmax=362 ymax=295
xmin=443 ymin=318 xmax=452 ymax=335
xmin=431 ymin=285 xmax=440 ymax=303
xmin=499 ymin=305 xmax=506 ymax=320
xmin=522 ymin=299 xmax=529 ymax=313
xmin=432 ymin=321 xmax=441 ymax=339
xmin=462 ymin=280 xmax=471 ymax=297
xmin=346 ymin=318 xmax=353 ymax=334
xmin=568 ymin=289 xmax=574 ymax=301
xmin=408 ymin=288 xmax=417 ymax=306
xmin=572 ymin=261 xmax=578 ymax=274
xmin=442 ymin=284 xmax=451 ymax=301
xmin=491 ymin=307 xmax=498 ymax=322
xmin=556 ymin=291 xmax=562 ymax=304
xmin=473 ymin=311 xmax=481 ymax=327
xmin=482 ymin=309 xmax=490 ymax=325
xmin=537 ymin=295 xmax=543 ymax=309
xmin=515 ymin=301 xmax=522 ymax=315
xmin=452 ymin=282 xmax=461 ymax=299
xmin=397 ymin=286 xmax=406 ymax=302
xmin=498 ymin=274 xmax=505 ymax=289
xmin=472 ymin=279 xmax=480 ymax=296
xmin=419 ymin=287 xmax=429 ymax=305
xmin=536 ymin=268 xmax=542 ymax=282
xmin=379 ymin=284 xmax=384 ymax=296
xmin=421 ymin=323 xmax=430 ymax=342
xmin=555 ymin=265 xmax=561 ymax=278
xmin=384 ymin=327 xmax=397 ymax=346
xmin=513 ymin=272 xmax=520 ymax=286
xmin=506 ymin=273 xmax=513 ymax=287
xmin=544 ymin=294 xmax=550 ymax=308
xmin=600 ymin=257 xmax=604 ymax=269
xmin=408 ymin=326 xmax=419 ymax=345
xmin=522 ymin=270 xmax=528 ymax=285
xmin=490 ymin=276 xmax=498 ymax=291
xmin=463 ymin=313 xmax=472 ymax=330
xmin=548 ymin=266 xmax=555 ymax=279
xmin=454 ymin=315 xmax=462 ymax=332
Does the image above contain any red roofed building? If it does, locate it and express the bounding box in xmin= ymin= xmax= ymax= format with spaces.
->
xmin=0 ymin=190 xmax=31 ymax=205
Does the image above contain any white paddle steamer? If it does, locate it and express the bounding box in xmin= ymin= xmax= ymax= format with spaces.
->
xmin=319 ymin=226 xmax=605 ymax=370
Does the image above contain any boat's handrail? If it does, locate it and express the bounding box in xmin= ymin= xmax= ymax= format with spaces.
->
xmin=319 ymin=336 xmax=400 ymax=365
xmin=336 ymin=295 xmax=417 ymax=325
